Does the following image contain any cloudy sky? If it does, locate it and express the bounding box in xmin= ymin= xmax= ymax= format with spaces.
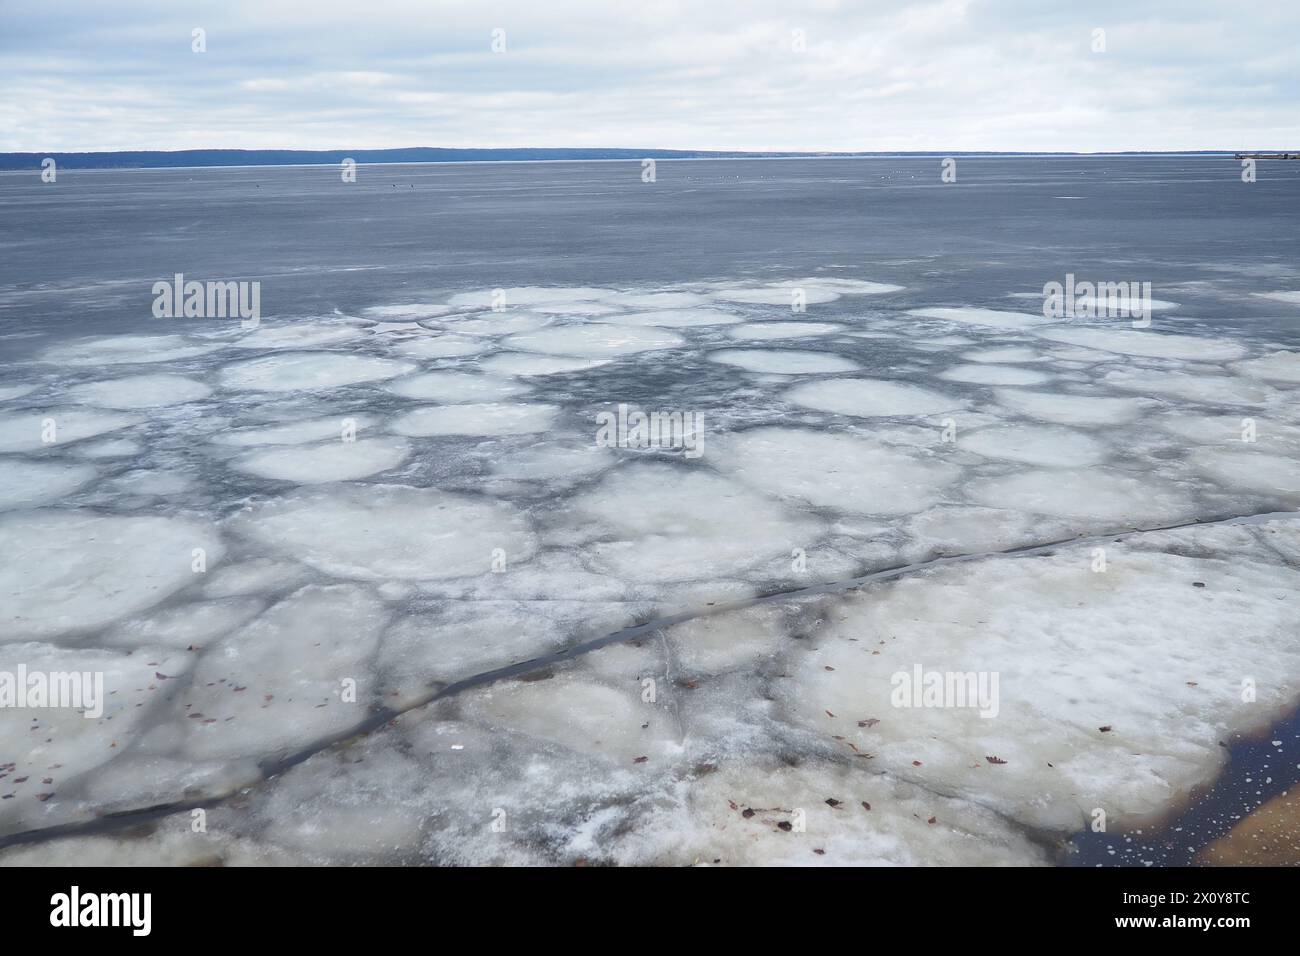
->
xmin=2 ymin=0 xmax=1297 ymax=153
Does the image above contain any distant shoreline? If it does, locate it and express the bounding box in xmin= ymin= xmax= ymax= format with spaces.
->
xmin=0 ymin=147 xmax=1267 ymax=172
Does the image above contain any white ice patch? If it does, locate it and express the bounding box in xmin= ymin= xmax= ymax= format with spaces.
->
xmin=959 ymin=347 xmax=1043 ymax=364
xmin=388 ymin=335 xmax=484 ymax=360
xmin=390 ymin=402 xmax=558 ymax=437
xmin=907 ymin=307 xmax=1048 ymax=330
xmin=362 ymin=302 xmax=452 ymax=320
xmin=711 ymin=286 xmax=840 ymax=305
xmin=480 ymin=353 xmax=611 ymax=376
xmin=233 ymin=437 xmax=411 ymax=484
xmin=447 ymin=287 xmax=614 ymax=308
xmin=503 ymin=324 xmax=683 ymax=357
xmin=213 ymin=414 xmax=377 ymax=448
xmin=968 ymin=469 xmax=1194 ymax=525
xmin=233 ymin=484 xmax=537 ymax=580
xmin=905 ymin=505 xmax=1066 ymax=559
xmin=1101 ymin=368 xmax=1274 ymax=406
xmin=386 ymin=371 xmax=530 ymax=403
xmin=785 ymin=379 xmax=965 ymax=418
xmin=72 ymin=438 xmax=142 ymax=459
xmin=727 ymin=322 xmax=843 ymax=341
xmin=709 ymin=349 xmax=860 ymax=374
xmin=528 ymin=302 xmax=623 ymax=316
xmin=179 ymin=584 xmax=390 ymax=761
xmin=439 ymin=313 xmax=550 ymax=336
xmin=1232 ymin=351 xmax=1300 ymax=383
xmin=0 ymin=408 xmax=141 ymax=453
xmin=231 ymin=323 xmax=363 ymax=350
xmin=603 ymin=291 xmax=710 ymax=309
xmin=66 ymin=374 xmax=212 ymax=409
xmin=103 ymin=597 xmax=266 ymax=649
xmin=779 ymin=539 xmax=1300 ymax=832
xmin=1251 ymin=291 xmax=1300 ymax=306
xmin=961 ymin=424 xmax=1107 ymax=467
xmin=220 ymin=352 xmax=415 ymax=392
xmin=939 ymin=364 xmax=1052 ymax=386
xmin=1 ymin=511 xmax=223 ymax=639
xmin=490 ymin=443 xmax=616 ymax=482
xmin=40 ymin=334 xmax=223 ymax=366
xmin=0 ymin=460 xmax=96 ymax=510
xmin=993 ymin=388 xmax=1146 ymax=426
xmin=717 ymin=427 xmax=957 ymax=515
xmin=1034 ymin=327 xmax=1246 ymax=362
xmin=1190 ymin=447 xmax=1300 ymax=500
xmin=607 ymin=309 xmax=741 ymax=328
xmin=567 ymin=463 xmax=821 ymax=583
xmin=0 ymin=384 xmax=38 ymax=402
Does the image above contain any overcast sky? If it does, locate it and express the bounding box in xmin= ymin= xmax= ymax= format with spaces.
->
xmin=2 ymin=0 xmax=1297 ymax=153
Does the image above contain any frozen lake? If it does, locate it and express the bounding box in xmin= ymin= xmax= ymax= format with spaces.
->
xmin=1 ymin=156 xmax=1299 ymax=865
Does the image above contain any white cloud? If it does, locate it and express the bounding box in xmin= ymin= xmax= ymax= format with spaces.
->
xmin=2 ymin=0 xmax=1297 ymax=151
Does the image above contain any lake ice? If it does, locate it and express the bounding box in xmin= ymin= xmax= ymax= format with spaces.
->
xmin=1 ymin=158 xmax=1299 ymax=867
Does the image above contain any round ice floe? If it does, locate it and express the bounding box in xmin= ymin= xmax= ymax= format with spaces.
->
xmin=66 ymin=374 xmax=211 ymax=409
xmin=907 ymin=307 xmax=1047 ymax=330
xmin=480 ymin=353 xmax=611 ymax=376
xmin=993 ymin=388 xmax=1145 ymax=426
xmin=180 ymin=584 xmax=391 ymax=760
xmin=961 ymin=424 xmax=1107 ymax=467
xmin=388 ymin=335 xmax=484 ymax=360
xmin=0 ymin=510 xmax=223 ymax=638
xmin=214 ymin=414 xmax=377 ymax=447
xmin=1190 ymin=448 xmax=1300 ymax=499
xmin=607 ymin=309 xmax=741 ymax=328
xmin=1157 ymin=413 xmax=1300 ymax=448
xmin=40 ymin=334 xmax=224 ymax=366
xmin=491 ymin=443 xmax=616 ymax=482
xmin=968 ymin=468 xmax=1194 ymax=524
xmin=528 ymin=301 xmax=623 ymax=316
xmin=0 ymin=383 xmax=39 ymax=402
xmin=233 ymin=437 xmax=411 ymax=483
xmin=906 ymin=505 xmax=1062 ymax=558
xmin=231 ymin=323 xmax=363 ymax=350
xmin=717 ymin=427 xmax=958 ymax=514
xmin=711 ymin=286 xmax=840 ymax=306
xmin=233 ymin=484 xmax=537 ymax=580
xmin=73 ymin=438 xmax=142 ymax=459
xmin=1034 ymin=327 xmax=1246 ymax=362
xmin=0 ymin=407 xmax=141 ymax=453
xmin=960 ymin=347 xmax=1043 ymax=363
xmin=778 ymin=540 xmax=1300 ymax=832
xmin=386 ymin=371 xmax=529 ymax=403
xmin=447 ymin=287 xmax=615 ymax=308
xmin=785 ymin=379 xmax=964 ymax=418
xmin=0 ymin=460 xmax=96 ymax=510
xmin=728 ymin=322 xmax=843 ymax=341
xmin=391 ymin=403 xmax=558 ymax=437
xmin=568 ymin=463 xmax=821 ymax=582
xmin=362 ymin=302 xmax=452 ymax=320
xmin=708 ymin=349 xmax=860 ymax=374
xmin=219 ymin=352 xmax=415 ymax=392
xmin=440 ymin=313 xmax=550 ymax=336
xmin=939 ymin=364 xmax=1051 ymax=386
xmin=1101 ymin=368 xmax=1274 ymax=406
xmin=1252 ymin=291 xmax=1300 ymax=306
xmin=604 ymin=291 xmax=710 ymax=309
xmin=1232 ymin=351 xmax=1300 ymax=383
xmin=503 ymin=324 xmax=683 ymax=357
xmin=103 ymin=469 xmax=193 ymax=497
